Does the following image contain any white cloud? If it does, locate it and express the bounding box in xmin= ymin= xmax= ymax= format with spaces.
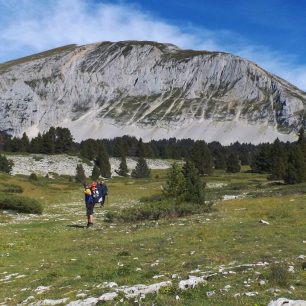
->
xmin=237 ymin=46 xmax=306 ymax=91
xmin=0 ymin=0 xmax=305 ymax=90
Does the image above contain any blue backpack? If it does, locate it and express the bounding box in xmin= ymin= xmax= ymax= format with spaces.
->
xmin=92 ymin=188 xmax=100 ymax=203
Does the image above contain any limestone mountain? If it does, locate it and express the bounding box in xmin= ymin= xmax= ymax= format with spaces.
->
xmin=1 ymin=41 xmax=306 ymax=144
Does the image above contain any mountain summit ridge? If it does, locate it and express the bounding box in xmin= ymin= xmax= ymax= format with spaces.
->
xmin=1 ymin=40 xmax=305 ymax=144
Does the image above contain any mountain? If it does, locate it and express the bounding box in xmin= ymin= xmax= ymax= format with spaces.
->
xmin=1 ymin=40 xmax=306 ymax=144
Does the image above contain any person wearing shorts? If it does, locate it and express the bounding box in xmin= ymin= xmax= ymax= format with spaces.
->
xmin=84 ymin=183 xmax=94 ymax=228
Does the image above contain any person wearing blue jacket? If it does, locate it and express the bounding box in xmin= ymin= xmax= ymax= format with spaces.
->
xmin=97 ymin=180 xmax=108 ymax=207
xmin=84 ymin=183 xmax=94 ymax=228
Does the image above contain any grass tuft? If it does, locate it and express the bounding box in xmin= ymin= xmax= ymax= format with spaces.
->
xmin=268 ymin=263 xmax=291 ymax=287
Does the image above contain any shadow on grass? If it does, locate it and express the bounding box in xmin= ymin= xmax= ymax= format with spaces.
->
xmin=66 ymin=224 xmax=87 ymax=229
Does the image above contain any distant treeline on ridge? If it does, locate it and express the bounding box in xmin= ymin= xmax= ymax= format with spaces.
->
xmin=1 ymin=126 xmax=306 ymax=184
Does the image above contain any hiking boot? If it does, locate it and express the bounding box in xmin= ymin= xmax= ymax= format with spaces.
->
xmin=87 ymin=223 xmax=94 ymax=228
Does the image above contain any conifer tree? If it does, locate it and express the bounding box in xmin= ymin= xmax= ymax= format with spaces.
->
xmin=214 ymin=151 xmax=227 ymax=169
xmin=226 ymin=153 xmax=241 ymax=173
xmin=117 ymin=155 xmax=129 ymax=176
xmin=41 ymin=130 xmax=55 ymax=154
xmin=113 ymin=138 xmax=125 ymax=157
xmin=10 ymin=137 xmax=23 ymax=152
xmin=91 ymin=165 xmax=101 ymax=181
xmin=131 ymin=156 xmax=150 ymax=178
xmin=163 ymin=162 xmax=185 ymax=201
xmin=0 ymin=154 xmax=13 ymax=174
xmin=284 ymin=145 xmax=306 ymax=184
xmin=269 ymin=138 xmax=287 ymax=180
xmin=80 ymin=140 xmax=96 ymax=160
xmin=3 ymin=135 xmax=12 ymax=152
xmin=21 ymin=133 xmax=30 ymax=152
xmin=251 ymin=144 xmax=272 ymax=173
xmin=190 ymin=140 xmax=213 ymax=175
xmin=55 ymin=127 xmax=74 ymax=153
xmin=30 ymin=133 xmax=43 ymax=153
xmin=75 ymin=164 xmax=86 ymax=183
xmin=183 ymin=160 xmax=205 ymax=205
xmin=297 ymin=127 xmax=306 ymax=163
xmin=136 ymin=138 xmax=146 ymax=157
xmin=96 ymin=145 xmax=111 ymax=178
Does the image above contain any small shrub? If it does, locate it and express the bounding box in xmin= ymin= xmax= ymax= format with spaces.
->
xmin=0 ymin=194 xmax=43 ymax=214
xmin=29 ymin=173 xmax=38 ymax=181
xmin=158 ymin=285 xmax=176 ymax=295
xmin=116 ymin=265 xmax=131 ymax=276
xmin=268 ymin=263 xmax=291 ymax=287
xmin=105 ymin=199 xmax=210 ymax=223
xmin=104 ymin=211 xmax=115 ymax=223
xmin=0 ymin=154 xmax=13 ymax=174
xmin=116 ymin=250 xmax=131 ymax=257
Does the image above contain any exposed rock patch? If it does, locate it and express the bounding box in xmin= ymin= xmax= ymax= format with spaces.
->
xmin=7 ymin=154 xmax=172 ymax=176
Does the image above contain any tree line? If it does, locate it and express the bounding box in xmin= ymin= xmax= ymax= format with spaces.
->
xmin=1 ymin=126 xmax=306 ymax=184
xmin=0 ymin=126 xmax=257 ymax=165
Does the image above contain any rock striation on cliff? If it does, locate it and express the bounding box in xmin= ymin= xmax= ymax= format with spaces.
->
xmin=1 ymin=41 xmax=306 ymax=144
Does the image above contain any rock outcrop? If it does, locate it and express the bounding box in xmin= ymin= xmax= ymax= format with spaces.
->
xmin=1 ymin=41 xmax=306 ymax=144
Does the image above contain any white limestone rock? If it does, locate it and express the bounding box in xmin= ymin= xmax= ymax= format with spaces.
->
xmin=268 ymin=298 xmax=306 ymax=306
xmin=28 ymin=299 xmax=69 ymax=306
xmin=98 ymin=292 xmax=118 ymax=301
xmin=122 ymin=281 xmax=172 ymax=298
xmin=1 ymin=41 xmax=305 ymax=145
xmin=179 ymin=275 xmax=207 ymax=290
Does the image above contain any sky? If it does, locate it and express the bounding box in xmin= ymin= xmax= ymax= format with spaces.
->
xmin=0 ymin=0 xmax=305 ymax=90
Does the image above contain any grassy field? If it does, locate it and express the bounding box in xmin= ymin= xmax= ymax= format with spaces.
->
xmin=0 ymin=168 xmax=306 ymax=305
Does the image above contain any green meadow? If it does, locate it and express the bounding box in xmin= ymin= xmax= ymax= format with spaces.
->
xmin=0 ymin=168 xmax=306 ymax=305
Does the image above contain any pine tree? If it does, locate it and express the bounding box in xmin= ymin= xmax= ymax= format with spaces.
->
xmin=113 ymin=138 xmax=125 ymax=157
xmin=91 ymin=165 xmax=101 ymax=181
xmin=3 ymin=135 xmax=12 ymax=152
xmin=163 ymin=162 xmax=185 ymax=201
xmin=136 ymin=138 xmax=146 ymax=157
xmin=96 ymin=145 xmax=111 ymax=178
xmin=10 ymin=137 xmax=23 ymax=152
xmin=41 ymin=130 xmax=55 ymax=154
xmin=0 ymin=154 xmax=13 ymax=174
xmin=297 ymin=127 xmax=306 ymax=163
xmin=269 ymin=138 xmax=287 ymax=180
xmin=131 ymin=156 xmax=150 ymax=178
xmin=251 ymin=144 xmax=272 ymax=173
xmin=190 ymin=140 xmax=213 ymax=175
xmin=30 ymin=133 xmax=43 ymax=153
xmin=214 ymin=151 xmax=227 ymax=170
xmin=183 ymin=160 xmax=205 ymax=205
xmin=21 ymin=133 xmax=30 ymax=152
xmin=226 ymin=153 xmax=241 ymax=173
xmin=75 ymin=164 xmax=86 ymax=183
xmin=80 ymin=140 xmax=96 ymax=160
xmin=117 ymin=155 xmax=129 ymax=176
xmin=284 ymin=145 xmax=306 ymax=184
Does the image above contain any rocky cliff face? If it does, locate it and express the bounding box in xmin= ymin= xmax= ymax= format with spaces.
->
xmin=1 ymin=41 xmax=306 ymax=144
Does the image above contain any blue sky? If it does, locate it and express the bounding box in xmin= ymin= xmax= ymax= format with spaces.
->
xmin=0 ymin=0 xmax=305 ymax=90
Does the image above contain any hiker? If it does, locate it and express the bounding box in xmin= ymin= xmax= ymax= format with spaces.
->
xmin=91 ymin=181 xmax=100 ymax=205
xmin=84 ymin=183 xmax=94 ymax=228
xmin=97 ymin=180 xmax=108 ymax=206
